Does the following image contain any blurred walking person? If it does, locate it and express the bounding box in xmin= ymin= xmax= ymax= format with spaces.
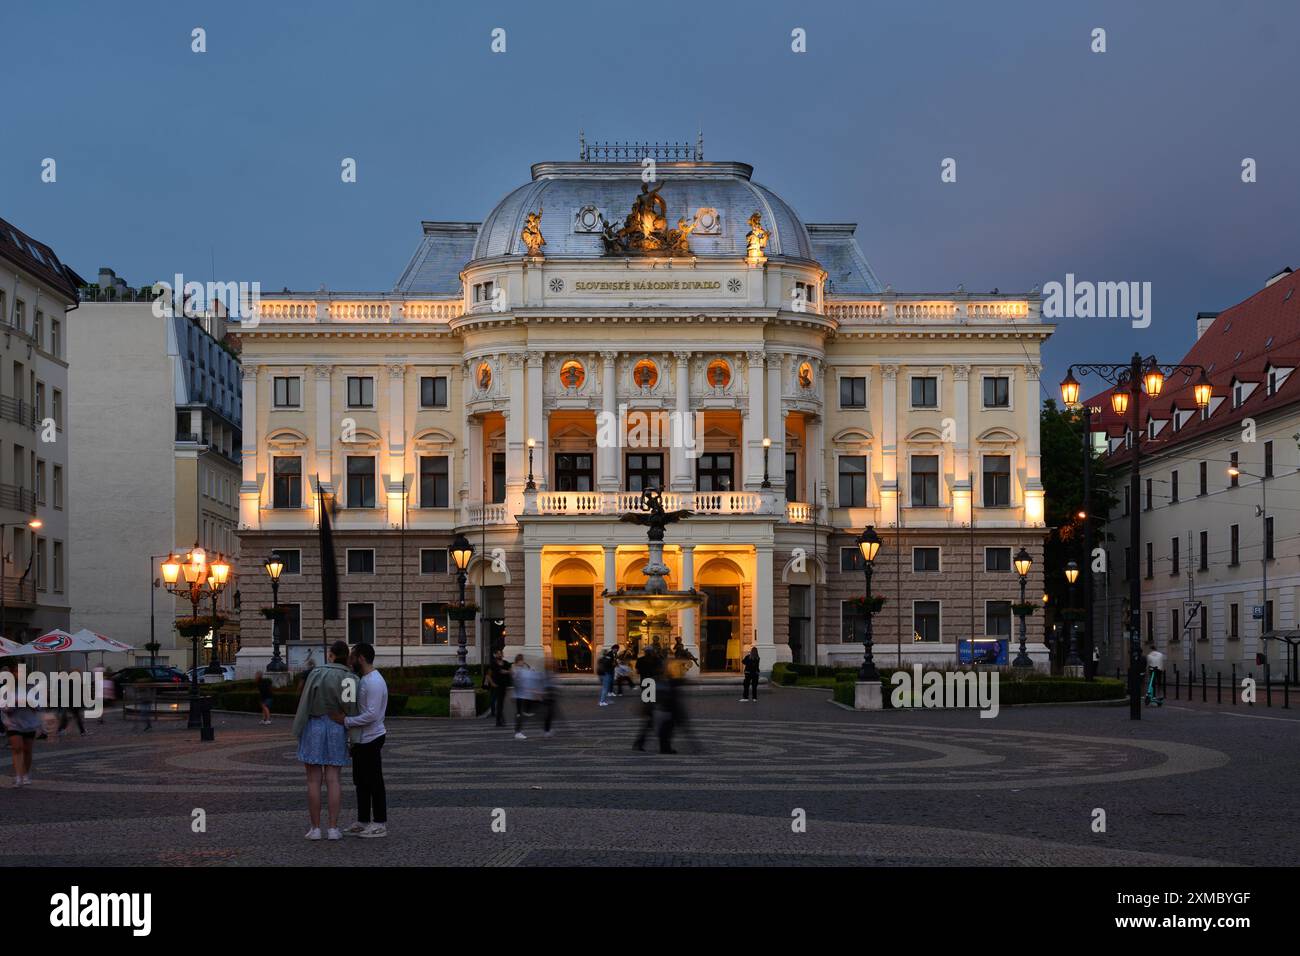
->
xmin=332 ymin=642 xmax=388 ymax=838
xmin=540 ymin=662 xmax=560 ymax=738
xmin=655 ymin=658 xmax=687 ymax=754
xmin=292 ymin=640 xmax=354 ymax=841
xmin=256 ymin=670 xmax=274 ymax=725
xmin=631 ymin=644 xmax=662 ymax=751
xmin=3 ymin=661 xmax=41 ymax=785
xmin=57 ymin=668 xmax=87 ymax=736
xmin=512 ymin=654 xmax=542 ymax=739
xmin=486 ymin=649 xmax=511 ymax=726
xmin=597 ymin=644 xmax=617 ymax=706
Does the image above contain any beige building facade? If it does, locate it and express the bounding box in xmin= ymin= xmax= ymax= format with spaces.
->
xmin=236 ymin=152 xmax=1051 ymax=675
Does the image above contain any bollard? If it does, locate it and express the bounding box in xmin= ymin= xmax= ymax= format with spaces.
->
xmin=1265 ymin=662 xmax=1271 ymax=708
xmin=1232 ymin=663 xmax=1237 ymax=706
xmin=1286 ymin=676 xmax=1291 ymax=710
xmin=1216 ymin=671 xmax=1222 ymax=704
xmin=1248 ymin=671 xmax=1254 ymax=706
xmin=199 ymin=698 xmax=216 ymax=742
xmin=1174 ymin=667 xmax=1180 ymax=700
xmin=1201 ymin=664 xmax=1207 ymax=702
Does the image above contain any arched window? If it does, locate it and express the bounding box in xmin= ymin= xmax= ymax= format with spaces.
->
xmin=633 ymin=359 xmax=659 ymax=388
xmin=706 ymin=359 xmax=731 ymax=388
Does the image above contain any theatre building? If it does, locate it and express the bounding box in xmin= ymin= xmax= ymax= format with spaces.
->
xmin=234 ymin=144 xmax=1051 ymax=675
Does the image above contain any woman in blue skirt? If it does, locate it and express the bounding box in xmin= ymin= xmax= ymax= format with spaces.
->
xmin=292 ymin=640 xmax=356 ymax=841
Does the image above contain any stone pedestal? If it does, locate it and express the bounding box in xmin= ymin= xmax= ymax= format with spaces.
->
xmin=450 ymin=687 xmax=478 ymax=719
xmin=1063 ymin=664 xmax=1084 ymax=679
xmin=854 ymin=681 xmax=883 ymax=711
xmin=267 ymin=671 xmax=295 ymax=688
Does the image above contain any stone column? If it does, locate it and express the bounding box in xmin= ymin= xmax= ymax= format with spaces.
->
xmin=526 ymin=352 xmax=546 ymax=491
xmin=313 ymin=364 xmax=332 ymax=488
xmin=680 ymin=544 xmax=700 ymax=672
xmin=599 ymin=351 xmax=619 ymax=492
xmin=879 ymin=365 xmax=899 ymax=526
xmin=465 ymin=416 xmax=483 ymax=518
xmin=671 ymin=350 xmax=693 ymax=491
xmin=505 ymin=352 xmax=526 ymax=514
xmin=744 ymin=350 xmax=766 ymax=489
xmin=522 ymin=545 xmax=544 ymax=665
xmin=1024 ymin=363 xmax=1045 ymax=525
xmin=755 ymin=545 xmax=776 ymax=667
xmin=603 ymin=545 xmax=618 ymax=654
xmin=952 ymin=364 xmax=972 ymax=526
xmin=766 ymin=354 xmax=786 ymax=498
xmin=806 ymin=413 xmax=823 ymax=508
xmin=238 ymin=363 xmax=260 ymax=528
xmin=386 ymin=363 xmax=406 ymax=527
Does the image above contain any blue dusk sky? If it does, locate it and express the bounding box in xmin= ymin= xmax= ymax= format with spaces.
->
xmin=3 ymin=0 xmax=1297 ymax=390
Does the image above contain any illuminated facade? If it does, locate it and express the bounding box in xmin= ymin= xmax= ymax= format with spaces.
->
xmin=235 ymin=149 xmax=1051 ymax=674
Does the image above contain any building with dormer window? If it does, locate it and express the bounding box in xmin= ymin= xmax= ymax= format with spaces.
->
xmin=234 ymin=146 xmax=1052 ymax=675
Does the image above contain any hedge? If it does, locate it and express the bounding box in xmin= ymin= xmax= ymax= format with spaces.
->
xmin=212 ymin=685 xmax=490 ymax=718
xmin=778 ymin=664 xmax=1127 ymax=708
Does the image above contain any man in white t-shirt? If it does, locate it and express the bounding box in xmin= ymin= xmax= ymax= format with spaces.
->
xmin=1145 ymin=647 xmax=1165 ymax=701
xmin=330 ymin=642 xmax=388 ymax=838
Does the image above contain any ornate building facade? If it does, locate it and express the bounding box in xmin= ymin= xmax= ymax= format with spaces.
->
xmin=235 ymin=149 xmax=1051 ymax=675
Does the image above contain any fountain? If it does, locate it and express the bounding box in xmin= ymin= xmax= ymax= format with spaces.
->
xmin=605 ymin=488 xmax=705 ymax=653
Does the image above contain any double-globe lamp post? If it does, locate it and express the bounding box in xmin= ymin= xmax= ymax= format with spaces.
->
xmin=160 ymin=545 xmax=231 ymax=723
xmin=856 ymin=525 xmax=881 ymax=681
xmin=264 ymin=553 xmax=287 ymax=673
xmin=1064 ymin=561 xmax=1083 ymax=669
xmin=1012 ymin=547 xmax=1033 ymax=668
xmin=1060 ymin=353 xmax=1212 ymax=720
xmin=451 ymin=534 xmax=474 ymax=689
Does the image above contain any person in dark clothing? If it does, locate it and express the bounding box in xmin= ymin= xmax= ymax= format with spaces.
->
xmin=487 ymin=650 xmax=511 ymax=727
xmin=654 ymin=660 xmax=686 ymax=754
xmin=256 ymin=671 xmax=274 ymax=725
xmin=632 ymin=646 xmax=663 ymax=751
xmin=741 ymin=647 xmax=760 ymax=701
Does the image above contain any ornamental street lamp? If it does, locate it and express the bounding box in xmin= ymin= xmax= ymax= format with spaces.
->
xmin=1062 ymin=353 xmax=1212 ymax=720
xmin=161 ymin=543 xmax=211 ymax=727
xmin=526 ymin=438 xmax=536 ymax=492
xmin=761 ymin=437 xmax=772 ymax=489
xmin=1064 ymin=560 xmax=1083 ymax=669
xmin=1012 ymin=547 xmax=1033 ymax=668
xmin=264 ymin=553 xmax=287 ymax=673
xmin=0 ymin=517 xmax=42 ymax=644
xmin=450 ymin=534 xmax=474 ymax=689
xmin=856 ymin=525 xmax=882 ymax=681
xmin=205 ymin=553 xmax=231 ymax=674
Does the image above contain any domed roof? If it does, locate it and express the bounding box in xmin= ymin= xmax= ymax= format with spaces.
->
xmin=470 ymin=161 xmax=815 ymax=262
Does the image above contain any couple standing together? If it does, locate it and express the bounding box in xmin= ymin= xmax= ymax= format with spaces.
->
xmin=292 ymin=640 xmax=389 ymax=840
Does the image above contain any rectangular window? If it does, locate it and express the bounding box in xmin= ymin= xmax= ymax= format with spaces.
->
xmin=420 ymin=375 xmax=448 ymax=408
xmin=840 ymin=600 xmax=867 ymax=644
xmin=1123 ymin=486 xmax=1131 ymax=515
xmin=53 ymin=541 xmax=64 ymax=592
xmin=347 ymin=603 xmax=375 ymax=644
xmin=52 ymin=464 xmax=63 ymax=509
xmin=1264 ymin=440 xmax=1274 ymax=478
xmin=1144 ymin=478 xmax=1153 ymax=510
xmin=35 ymin=538 xmax=46 ymax=591
xmin=52 ymin=389 xmax=62 ymax=429
xmin=346 ymin=376 xmax=374 ymax=408
xmin=983 ymin=376 xmax=1010 ymax=408
xmin=839 ymin=376 xmax=866 ymax=408
xmin=1146 ymin=611 xmax=1154 ymax=644
xmin=1124 ymin=547 xmax=1132 ymax=581
xmin=911 ymin=376 xmax=937 ymax=408
xmin=914 ymin=601 xmax=941 ymax=642
xmin=911 ymin=455 xmax=940 ymax=507
xmin=1265 ymin=600 xmax=1274 ymax=634
xmin=913 ymin=547 xmax=940 ymax=572
xmin=838 ymin=455 xmax=867 ymax=507
xmin=1199 ymin=461 xmax=1207 ymax=496
xmin=1199 ymin=605 xmax=1208 ymax=643
xmin=273 ymin=456 xmax=302 ymax=509
xmin=275 ymin=549 xmax=302 ymax=575
xmin=273 ymin=376 xmax=301 ymax=408
xmin=1170 ymin=608 xmax=1181 ymax=643
xmin=695 ymin=452 xmax=733 ymax=492
xmin=626 ymin=453 xmax=664 ymax=493
xmin=51 ymin=319 xmax=61 ymax=357
xmin=840 ymin=547 xmax=863 ymax=573
xmin=985 ymin=601 xmax=1012 ymax=638
xmin=420 ymin=602 xmax=450 ymax=645
xmin=1198 ymin=531 xmax=1208 ymax=571
xmin=555 ymin=453 xmax=594 ymax=492
xmin=1265 ymin=516 xmax=1274 ymax=560
xmin=346 ymin=549 xmax=375 ymax=574
xmin=1170 ymin=538 xmax=1179 ymax=576
xmin=35 ymin=459 xmax=45 ymax=506
xmin=491 ymin=453 xmax=506 ymax=503
xmin=784 ymin=452 xmax=797 ymax=502
xmin=984 ymin=547 xmax=1011 ymax=572
xmin=982 ymin=455 xmax=1011 ymax=507
xmin=420 ymin=548 xmax=448 ymax=575
xmin=1145 ymin=541 xmax=1153 ymax=579
xmin=1170 ymin=470 xmax=1178 ymax=503
xmin=1229 ymin=603 xmax=1239 ymax=640
xmin=420 ymin=455 xmax=450 ymax=508
xmin=1229 ymin=452 xmax=1239 ymax=487
xmin=346 ymin=456 xmax=376 ymax=508
xmin=1230 ymin=524 xmax=1239 ymax=564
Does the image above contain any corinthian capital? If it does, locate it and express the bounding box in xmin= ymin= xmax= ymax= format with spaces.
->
xmin=880 ymin=364 xmax=900 ymax=380
xmin=600 ymin=350 xmax=619 ymax=365
xmin=388 ymin=364 xmax=405 ymax=379
xmin=673 ymin=350 xmax=692 ymax=365
xmin=952 ymin=364 xmax=971 ymax=382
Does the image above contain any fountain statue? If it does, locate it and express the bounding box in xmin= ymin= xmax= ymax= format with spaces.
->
xmin=606 ymin=488 xmax=704 ymax=652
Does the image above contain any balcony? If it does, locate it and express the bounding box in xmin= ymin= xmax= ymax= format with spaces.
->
xmin=0 ymin=483 xmax=37 ymax=516
xmin=0 ymin=574 xmax=37 ymax=606
xmin=0 ymin=396 xmax=37 ymax=430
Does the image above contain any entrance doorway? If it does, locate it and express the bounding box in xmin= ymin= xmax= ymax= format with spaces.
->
xmin=700 ymin=585 xmax=740 ymax=672
xmin=553 ymin=586 xmax=594 ymax=672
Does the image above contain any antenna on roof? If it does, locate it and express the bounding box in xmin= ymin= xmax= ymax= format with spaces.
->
xmin=696 ymin=127 xmax=704 ymax=161
xmin=579 ymin=128 xmax=586 ymax=161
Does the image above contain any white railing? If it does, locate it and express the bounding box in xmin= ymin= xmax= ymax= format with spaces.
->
xmin=538 ymin=491 xmax=603 ymax=514
xmin=329 ymin=301 xmax=390 ymax=321
xmin=825 ymin=299 xmax=1036 ymax=325
xmin=786 ymin=501 xmax=815 ymax=523
xmin=401 ymin=300 xmax=460 ymax=321
xmin=256 ymin=301 xmax=316 ymax=320
xmin=467 ymin=502 xmax=509 ymax=524
xmin=542 ymin=490 xmax=764 ymax=516
xmin=250 ymin=298 xmax=460 ymax=324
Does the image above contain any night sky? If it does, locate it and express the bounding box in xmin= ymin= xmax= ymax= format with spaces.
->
xmin=5 ymin=0 xmax=1297 ymax=391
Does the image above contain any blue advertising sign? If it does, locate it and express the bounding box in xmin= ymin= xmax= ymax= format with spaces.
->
xmin=958 ymin=638 xmax=1008 ymax=665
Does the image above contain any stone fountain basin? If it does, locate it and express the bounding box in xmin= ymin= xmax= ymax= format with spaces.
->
xmin=605 ymin=590 xmax=704 ymax=615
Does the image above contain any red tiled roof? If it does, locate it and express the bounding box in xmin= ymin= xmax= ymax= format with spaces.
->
xmin=1082 ymin=269 xmax=1300 ymax=463
xmin=0 ymin=216 xmax=84 ymax=302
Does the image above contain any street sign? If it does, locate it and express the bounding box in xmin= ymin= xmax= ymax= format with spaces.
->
xmin=1252 ymin=605 xmax=1264 ymax=620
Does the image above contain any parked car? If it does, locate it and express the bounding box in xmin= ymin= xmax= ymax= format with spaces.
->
xmin=186 ymin=664 xmax=236 ymax=683
xmin=112 ymin=666 xmax=189 ymax=687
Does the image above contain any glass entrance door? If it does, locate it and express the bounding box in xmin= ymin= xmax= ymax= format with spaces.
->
xmin=699 ymin=585 xmax=740 ymax=672
xmin=553 ymin=586 xmax=594 ymax=672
